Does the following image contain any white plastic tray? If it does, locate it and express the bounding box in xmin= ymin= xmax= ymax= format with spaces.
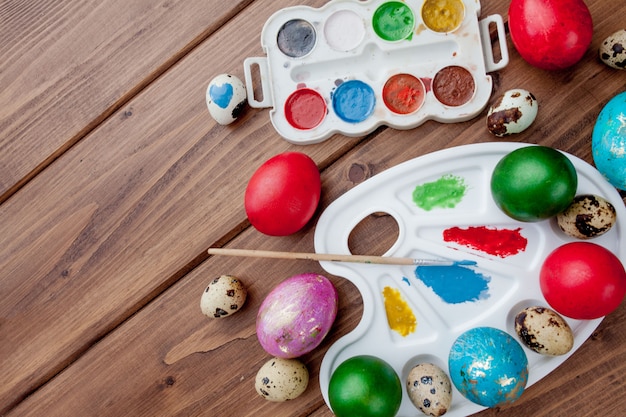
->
xmin=244 ymin=0 xmax=508 ymax=144
xmin=315 ymin=143 xmax=625 ymax=416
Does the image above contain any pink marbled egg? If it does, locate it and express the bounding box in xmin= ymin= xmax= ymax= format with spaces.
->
xmin=256 ymin=273 xmax=338 ymax=358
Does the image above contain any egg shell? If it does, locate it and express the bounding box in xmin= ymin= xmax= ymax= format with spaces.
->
xmin=206 ymin=73 xmax=247 ymax=125
xmin=328 ymin=355 xmax=402 ymax=417
xmin=254 ymin=357 xmax=309 ymax=402
xmin=557 ymin=194 xmax=617 ymax=239
xmin=599 ymin=29 xmax=626 ymax=70
xmin=200 ymin=275 xmax=247 ymax=318
xmin=406 ymin=363 xmax=452 ymax=417
xmin=515 ymin=306 xmax=574 ymax=355
xmin=256 ymin=273 xmax=338 ymax=358
xmin=540 ymin=242 xmax=626 ymax=319
xmin=487 ymin=89 xmax=538 ymax=136
xmin=448 ymin=327 xmax=528 ymax=408
xmin=592 ymin=91 xmax=626 ymax=190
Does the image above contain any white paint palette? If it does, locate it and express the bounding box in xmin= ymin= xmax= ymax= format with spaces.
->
xmin=244 ymin=0 xmax=508 ymax=144
xmin=314 ymin=143 xmax=626 ymax=416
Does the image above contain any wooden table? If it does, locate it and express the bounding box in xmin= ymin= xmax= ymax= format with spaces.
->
xmin=1 ymin=1 xmax=625 ymax=416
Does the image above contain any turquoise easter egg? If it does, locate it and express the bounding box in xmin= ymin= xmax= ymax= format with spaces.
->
xmin=448 ymin=327 xmax=528 ymax=408
xmin=592 ymin=91 xmax=626 ymax=190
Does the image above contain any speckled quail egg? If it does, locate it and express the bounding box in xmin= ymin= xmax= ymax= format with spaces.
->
xmin=406 ymin=363 xmax=452 ymax=416
xmin=254 ymin=357 xmax=309 ymax=402
xmin=200 ymin=275 xmax=247 ymax=318
xmin=599 ymin=29 xmax=626 ymax=70
xmin=206 ymin=73 xmax=247 ymax=125
xmin=515 ymin=306 xmax=574 ymax=355
xmin=487 ymin=89 xmax=538 ymax=136
xmin=557 ymin=194 xmax=617 ymax=239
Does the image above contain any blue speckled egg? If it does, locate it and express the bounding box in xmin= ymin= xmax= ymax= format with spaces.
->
xmin=206 ymin=74 xmax=247 ymax=125
xmin=448 ymin=327 xmax=529 ymax=408
xmin=592 ymin=91 xmax=626 ymax=190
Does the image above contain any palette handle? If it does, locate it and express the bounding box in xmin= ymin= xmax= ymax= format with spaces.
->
xmin=243 ymin=57 xmax=273 ymax=108
xmin=479 ymin=14 xmax=510 ymax=73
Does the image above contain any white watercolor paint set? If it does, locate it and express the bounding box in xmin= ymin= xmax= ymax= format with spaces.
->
xmin=244 ymin=0 xmax=508 ymax=143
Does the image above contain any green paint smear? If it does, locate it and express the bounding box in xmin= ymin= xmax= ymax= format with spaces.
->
xmin=412 ymin=174 xmax=467 ymax=210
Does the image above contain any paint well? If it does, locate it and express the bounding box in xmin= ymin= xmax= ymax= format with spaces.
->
xmin=421 ymin=0 xmax=465 ymax=33
xmin=414 ymin=264 xmax=490 ymax=304
xmin=383 ymin=73 xmax=425 ymax=114
xmin=332 ymin=80 xmax=376 ymax=123
xmin=284 ymin=88 xmax=327 ymax=130
xmin=443 ymin=226 xmax=528 ymax=257
xmin=433 ymin=66 xmax=475 ymax=107
xmin=372 ymin=1 xmax=415 ymax=42
xmin=277 ymin=19 xmax=316 ymax=58
xmin=383 ymin=286 xmax=417 ymax=336
xmin=324 ymin=9 xmax=365 ymax=51
xmin=412 ymin=174 xmax=468 ymax=210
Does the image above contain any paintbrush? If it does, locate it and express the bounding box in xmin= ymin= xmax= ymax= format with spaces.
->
xmin=207 ymin=248 xmax=476 ymax=266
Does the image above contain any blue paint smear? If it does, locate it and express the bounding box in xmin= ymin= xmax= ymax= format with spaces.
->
xmin=414 ymin=264 xmax=490 ymax=304
xmin=210 ymin=83 xmax=234 ymax=109
xmin=402 ymin=277 xmax=411 ymax=286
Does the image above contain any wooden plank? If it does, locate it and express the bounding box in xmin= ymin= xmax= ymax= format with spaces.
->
xmin=0 ymin=0 xmax=345 ymax=412
xmin=0 ymin=0 xmax=252 ymax=202
xmin=3 ymin=0 xmax=626 ymax=416
xmin=8 ymin=120 xmax=626 ymax=415
xmin=9 ymin=0 xmax=626 ymax=410
xmin=7 ymin=236 xmax=625 ymax=417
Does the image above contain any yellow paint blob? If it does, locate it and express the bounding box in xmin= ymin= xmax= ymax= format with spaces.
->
xmin=422 ymin=0 xmax=465 ymax=33
xmin=383 ymin=286 xmax=417 ymax=336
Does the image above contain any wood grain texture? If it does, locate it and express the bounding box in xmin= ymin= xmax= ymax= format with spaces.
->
xmin=1 ymin=0 xmax=626 ymax=416
xmin=0 ymin=0 xmax=345 ymax=412
xmin=0 ymin=0 xmax=252 ymax=202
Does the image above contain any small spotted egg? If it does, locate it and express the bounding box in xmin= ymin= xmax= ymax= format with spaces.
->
xmin=515 ymin=306 xmax=574 ymax=355
xmin=487 ymin=89 xmax=538 ymax=136
xmin=200 ymin=275 xmax=247 ymax=318
xmin=206 ymin=74 xmax=247 ymax=125
xmin=254 ymin=357 xmax=309 ymax=402
xmin=599 ymin=29 xmax=626 ymax=70
xmin=557 ymin=194 xmax=617 ymax=239
xmin=406 ymin=363 xmax=452 ymax=417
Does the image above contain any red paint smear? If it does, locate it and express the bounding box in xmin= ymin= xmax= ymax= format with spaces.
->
xmin=443 ymin=226 xmax=528 ymax=258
